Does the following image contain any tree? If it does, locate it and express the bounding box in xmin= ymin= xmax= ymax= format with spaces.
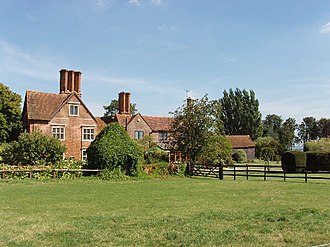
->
xmin=255 ymin=136 xmax=280 ymax=160
xmin=318 ymin=118 xmax=330 ymax=138
xmin=262 ymin=114 xmax=283 ymax=140
xmin=220 ymin=88 xmax=262 ymax=140
xmin=198 ymin=133 xmax=232 ymax=164
xmin=103 ymin=99 xmax=137 ymax=117
xmin=297 ymin=117 xmax=319 ymax=143
xmin=170 ymin=96 xmax=231 ymax=163
xmin=279 ymin=117 xmax=297 ymax=151
xmin=86 ymin=123 xmax=142 ymax=175
xmin=262 ymin=115 xmax=297 ymax=153
xmin=0 ymin=83 xmax=22 ymax=143
xmin=0 ymin=131 xmax=66 ymax=165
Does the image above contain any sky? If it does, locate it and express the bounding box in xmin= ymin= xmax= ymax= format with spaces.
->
xmin=1 ymin=0 xmax=330 ymax=123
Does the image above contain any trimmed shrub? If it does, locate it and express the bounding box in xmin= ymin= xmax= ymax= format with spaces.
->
xmin=306 ymin=151 xmax=330 ymax=171
xmin=232 ymin=149 xmax=247 ymax=163
xmin=0 ymin=131 xmax=66 ymax=166
xmin=86 ymin=123 xmax=142 ymax=176
xmin=281 ymin=151 xmax=306 ymax=172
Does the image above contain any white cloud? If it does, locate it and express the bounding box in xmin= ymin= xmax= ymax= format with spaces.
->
xmin=320 ymin=22 xmax=330 ymax=33
xmin=151 ymin=0 xmax=161 ymax=5
xmin=0 ymin=41 xmax=58 ymax=82
xmin=94 ymin=0 xmax=112 ymax=10
xmin=128 ymin=0 xmax=141 ymax=6
xmin=158 ymin=23 xmax=176 ymax=32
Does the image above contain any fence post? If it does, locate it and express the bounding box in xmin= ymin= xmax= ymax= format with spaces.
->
xmin=234 ymin=166 xmax=236 ymax=180
xmin=305 ymin=169 xmax=308 ymax=183
xmin=219 ymin=162 xmax=223 ymax=180
xmin=264 ymin=165 xmax=266 ymax=181
xmin=283 ymin=169 xmax=286 ymax=182
xmin=246 ymin=164 xmax=249 ymax=180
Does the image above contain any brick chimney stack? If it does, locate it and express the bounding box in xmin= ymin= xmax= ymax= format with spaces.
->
xmin=59 ymin=69 xmax=82 ymax=96
xmin=118 ymin=92 xmax=131 ymax=115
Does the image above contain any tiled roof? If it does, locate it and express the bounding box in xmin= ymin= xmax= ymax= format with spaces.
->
xmin=95 ymin=117 xmax=107 ymax=129
xmin=225 ymin=135 xmax=255 ymax=148
xmin=116 ymin=114 xmax=132 ymax=127
xmin=25 ymin=90 xmax=69 ymax=121
xmin=108 ymin=114 xmax=173 ymax=131
xmin=141 ymin=116 xmax=173 ymax=131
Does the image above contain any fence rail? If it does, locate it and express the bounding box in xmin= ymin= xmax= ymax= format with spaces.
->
xmin=0 ymin=169 xmax=101 ymax=179
xmin=190 ymin=163 xmax=330 ymax=182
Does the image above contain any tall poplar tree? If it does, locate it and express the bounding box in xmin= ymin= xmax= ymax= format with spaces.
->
xmin=220 ymin=88 xmax=262 ymax=140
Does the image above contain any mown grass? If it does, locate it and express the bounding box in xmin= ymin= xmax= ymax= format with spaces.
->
xmin=0 ymin=177 xmax=329 ymax=246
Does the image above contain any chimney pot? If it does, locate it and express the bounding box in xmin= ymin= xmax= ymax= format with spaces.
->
xmin=118 ymin=92 xmax=131 ymax=115
xmin=59 ymin=69 xmax=82 ymax=96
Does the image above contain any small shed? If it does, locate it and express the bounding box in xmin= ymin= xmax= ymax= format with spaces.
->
xmin=225 ymin=135 xmax=256 ymax=161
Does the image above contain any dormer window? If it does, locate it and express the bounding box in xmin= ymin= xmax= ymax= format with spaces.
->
xmin=69 ymin=103 xmax=79 ymax=116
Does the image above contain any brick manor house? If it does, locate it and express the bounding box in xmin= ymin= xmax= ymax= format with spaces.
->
xmin=22 ymin=69 xmax=173 ymax=160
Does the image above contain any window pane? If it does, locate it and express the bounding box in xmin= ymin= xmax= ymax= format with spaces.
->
xmin=83 ymin=128 xmax=95 ymax=141
xmin=52 ymin=127 xmax=65 ymax=140
xmin=69 ymin=105 xmax=79 ymax=116
xmin=134 ymin=130 xmax=144 ymax=140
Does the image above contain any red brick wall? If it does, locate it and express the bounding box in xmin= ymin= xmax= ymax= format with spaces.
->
xmin=27 ymin=95 xmax=99 ymax=160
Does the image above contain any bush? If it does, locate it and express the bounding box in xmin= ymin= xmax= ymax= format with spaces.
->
xmin=304 ymin=138 xmax=330 ymax=152
xmin=144 ymin=148 xmax=169 ymax=164
xmin=232 ymin=149 xmax=247 ymax=163
xmin=281 ymin=151 xmax=306 ymax=172
xmin=86 ymin=123 xmax=142 ymax=176
xmin=306 ymin=151 xmax=330 ymax=171
xmin=0 ymin=131 xmax=66 ymax=166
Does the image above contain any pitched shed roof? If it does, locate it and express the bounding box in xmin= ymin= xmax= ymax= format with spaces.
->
xmin=24 ymin=90 xmax=69 ymax=121
xmin=226 ymin=135 xmax=255 ymax=148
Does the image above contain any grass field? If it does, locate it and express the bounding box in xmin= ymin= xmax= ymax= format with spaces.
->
xmin=0 ymin=177 xmax=329 ymax=247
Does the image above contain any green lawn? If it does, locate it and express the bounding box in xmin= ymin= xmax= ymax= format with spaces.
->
xmin=0 ymin=178 xmax=329 ymax=247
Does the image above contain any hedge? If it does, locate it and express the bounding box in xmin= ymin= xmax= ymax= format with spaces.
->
xmin=306 ymin=151 xmax=330 ymax=171
xmin=281 ymin=151 xmax=306 ymax=172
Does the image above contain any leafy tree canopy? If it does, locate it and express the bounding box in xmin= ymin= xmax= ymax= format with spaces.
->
xmin=86 ymin=122 xmax=142 ymax=175
xmin=0 ymin=83 xmax=22 ymax=143
xmin=297 ymin=116 xmax=319 ymax=143
xmin=262 ymin=114 xmax=297 ymax=153
xmin=0 ymin=131 xmax=66 ymax=165
xmin=103 ymin=99 xmax=137 ymax=117
xmin=255 ymin=136 xmax=280 ymax=160
xmin=170 ymin=95 xmax=230 ymax=163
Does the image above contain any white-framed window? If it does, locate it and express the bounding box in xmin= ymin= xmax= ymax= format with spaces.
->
xmin=134 ymin=130 xmax=144 ymax=140
xmin=52 ymin=127 xmax=65 ymax=140
xmin=69 ymin=104 xmax=79 ymax=116
xmin=159 ymin=131 xmax=168 ymax=141
xmin=82 ymin=128 xmax=95 ymax=141
xmin=82 ymin=149 xmax=87 ymax=161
